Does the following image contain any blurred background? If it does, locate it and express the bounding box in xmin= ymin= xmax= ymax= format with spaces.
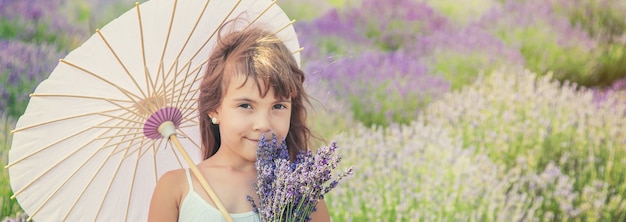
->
xmin=1 ymin=0 xmax=625 ymax=221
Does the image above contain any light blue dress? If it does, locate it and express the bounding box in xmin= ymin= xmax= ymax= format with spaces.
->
xmin=178 ymin=168 xmax=261 ymax=222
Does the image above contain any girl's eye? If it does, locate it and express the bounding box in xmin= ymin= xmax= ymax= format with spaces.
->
xmin=239 ymin=104 xmax=252 ymax=109
xmin=273 ymin=104 xmax=287 ymax=109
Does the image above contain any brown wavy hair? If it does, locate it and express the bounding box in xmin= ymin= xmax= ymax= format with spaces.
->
xmin=197 ymin=24 xmax=311 ymax=160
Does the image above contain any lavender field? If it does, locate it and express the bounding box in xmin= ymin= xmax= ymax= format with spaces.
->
xmin=2 ymin=0 xmax=626 ymax=221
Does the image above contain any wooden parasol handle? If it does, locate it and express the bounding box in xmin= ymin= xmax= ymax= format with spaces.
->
xmin=169 ymin=135 xmax=234 ymax=222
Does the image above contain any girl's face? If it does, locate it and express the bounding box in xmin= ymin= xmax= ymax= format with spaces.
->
xmin=210 ymin=74 xmax=292 ymax=162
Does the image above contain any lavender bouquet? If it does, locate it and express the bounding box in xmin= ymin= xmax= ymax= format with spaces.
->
xmin=247 ymin=134 xmax=352 ymax=222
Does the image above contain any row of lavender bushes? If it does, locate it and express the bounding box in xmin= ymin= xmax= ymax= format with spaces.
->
xmin=295 ymin=0 xmax=626 ymax=221
xmin=1 ymin=0 xmax=626 ymax=221
xmin=299 ymin=0 xmax=626 ymax=127
xmin=323 ymin=68 xmax=626 ymax=220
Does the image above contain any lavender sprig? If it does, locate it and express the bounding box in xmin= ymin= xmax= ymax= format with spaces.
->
xmin=248 ymin=133 xmax=353 ymax=222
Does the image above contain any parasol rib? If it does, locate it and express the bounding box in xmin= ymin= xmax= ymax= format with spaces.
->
xmin=60 ymin=129 xmax=158 ymax=221
xmin=156 ymin=0 xmax=178 ymax=105
xmin=135 ymin=2 xmax=155 ymax=100
xmin=273 ymin=19 xmax=296 ymax=36
xmin=27 ymin=93 xmax=146 ymax=118
xmin=132 ymin=138 xmax=169 ymax=160
xmin=149 ymin=139 xmax=186 ymax=184
xmin=7 ymin=112 xmax=132 ymax=168
xmin=96 ymin=131 xmax=145 ymax=140
xmin=93 ymin=125 xmax=143 ymax=130
xmin=135 ymin=2 xmax=165 ymax=113
xmin=11 ymin=107 xmax=124 ymax=134
xmin=293 ymin=47 xmax=304 ymax=54
xmin=166 ymin=0 xmax=214 ymax=78
xmin=166 ymin=60 xmax=178 ymax=107
xmin=175 ymin=65 xmax=203 ymax=120
xmin=30 ymin=93 xmax=133 ymax=104
xmin=160 ymin=59 xmax=197 ymax=112
xmin=173 ymin=60 xmax=195 ymax=111
xmin=176 ymin=129 xmax=203 ymax=155
xmin=123 ymin=142 xmax=144 ymax=221
xmin=183 ymin=3 xmax=299 ymax=77
xmin=11 ymin=112 xmax=145 ymax=199
xmin=178 ymin=18 xmax=297 ymax=111
xmin=24 ymin=94 xmax=147 ymax=125
xmin=241 ymin=0 xmax=278 ymax=32
xmin=157 ymin=61 xmax=167 ymax=109
xmin=158 ymin=0 xmax=241 ymax=110
xmin=180 ymin=111 xmax=200 ymax=126
xmin=185 ymin=0 xmax=242 ymax=67
xmin=172 ymin=42 xmax=300 ymax=124
xmin=60 ymin=59 xmax=153 ymax=116
xmin=92 ymin=136 xmax=137 ymax=221
xmin=94 ymin=31 xmax=149 ymax=101
xmin=101 ymin=136 xmax=148 ymax=158
xmin=23 ymin=123 xmax=142 ymax=220
xmin=156 ymin=58 xmax=199 ymax=116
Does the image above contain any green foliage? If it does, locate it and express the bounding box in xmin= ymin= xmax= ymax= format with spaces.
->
xmin=423 ymin=0 xmax=498 ymax=25
xmin=430 ymin=52 xmax=508 ymax=90
xmin=592 ymin=43 xmax=626 ymax=88
xmin=552 ymin=0 xmax=626 ymax=87
xmin=276 ymin=1 xmax=332 ymax=21
xmin=325 ymin=0 xmax=360 ymax=8
xmin=0 ymin=19 xmax=51 ymax=43
xmin=347 ymin=81 xmax=430 ymax=126
xmin=0 ymin=17 xmax=83 ymax=51
xmin=0 ymin=117 xmax=20 ymax=219
xmin=0 ymin=71 xmax=39 ymax=118
xmin=305 ymin=85 xmax=356 ymax=147
xmin=559 ymin=0 xmax=626 ymax=43
xmin=313 ymin=37 xmax=366 ymax=59
xmin=494 ymin=26 xmax=599 ymax=87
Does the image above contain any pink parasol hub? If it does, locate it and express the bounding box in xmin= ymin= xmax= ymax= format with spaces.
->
xmin=143 ymin=106 xmax=183 ymax=139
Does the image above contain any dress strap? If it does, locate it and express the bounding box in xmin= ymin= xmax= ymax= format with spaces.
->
xmin=184 ymin=168 xmax=194 ymax=190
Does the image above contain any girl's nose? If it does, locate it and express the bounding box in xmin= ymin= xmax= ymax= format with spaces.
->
xmin=253 ymin=112 xmax=271 ymax=132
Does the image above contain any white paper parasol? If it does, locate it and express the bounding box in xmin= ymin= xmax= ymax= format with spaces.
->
xmin=6 ymin=0 xmax=300 ymax=221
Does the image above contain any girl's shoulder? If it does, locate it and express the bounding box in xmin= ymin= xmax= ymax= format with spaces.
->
xmin=156 ymin=168 xmax=188 ymax=194
xmin=160 ymin=168 xmax=187 ymax=182
xmin=151 ymin=168 xmax=189 ymax=213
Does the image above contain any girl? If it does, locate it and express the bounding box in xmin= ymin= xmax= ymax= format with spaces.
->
xmin=147 ymin=25 xmax=330 ymax=221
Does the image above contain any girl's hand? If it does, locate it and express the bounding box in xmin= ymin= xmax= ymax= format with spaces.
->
xmin=310 ymin=199 xmax=331 ymax=222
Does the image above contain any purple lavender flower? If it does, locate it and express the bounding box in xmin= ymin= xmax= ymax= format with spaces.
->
xmin=0 ymin=0 xmax=62 ymax=21
xmin=406 ymin=24 xmax=525 ymax=89
xmin=294 ymin=9 xmax=375 ymax=62
xmin=1 ymin=211 xmax=29 ymax=222
xmin=592 ymin=76 xmax=626 ymax=111
xmin=295 ymin=0 xmax=450 ymax=61
xmin=0 ymin=40 xmax=66 ymax=118
xmin=474 ymin=0 xmax=600 ymax=86
xmin=548 ymin=0 xmax=626 ymax=43
xmin=248 ymin=133 xmax=353 ymax=222
xmin=0 ymin=0 xmax=88 ymax=47
xmin=305 ymin=50 xmax=450 ymax=126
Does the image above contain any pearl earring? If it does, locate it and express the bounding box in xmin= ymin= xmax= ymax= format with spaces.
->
xmin=211 ymin=117 xmax=217 ymax=124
